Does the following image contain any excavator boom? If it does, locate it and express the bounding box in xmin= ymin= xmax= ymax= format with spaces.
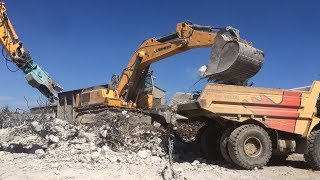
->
xmin=118 ymin=22 xmax=264 ymax=103
xmin=0 ymin=2 xmax=62 ymax=102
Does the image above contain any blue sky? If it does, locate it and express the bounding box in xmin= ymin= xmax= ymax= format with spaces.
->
xmin=0 ymin=0 xmax=319 ymax=109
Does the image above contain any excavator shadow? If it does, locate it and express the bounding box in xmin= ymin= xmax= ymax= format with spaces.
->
xmin=0 ymin=143 xmax=46 ymax=154
xmin=167 ymin=138 xmax=237 ymax=169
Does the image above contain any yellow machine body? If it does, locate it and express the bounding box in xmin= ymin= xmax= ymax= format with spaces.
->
xmin=71 ymin=22 xmax=264 ymax=111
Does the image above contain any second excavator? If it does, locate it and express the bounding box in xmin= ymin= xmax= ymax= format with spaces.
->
xmin=60 ymin=21 xmax=264 ymax=117
xmin=0 ymin=2 xmax=62 ymax=102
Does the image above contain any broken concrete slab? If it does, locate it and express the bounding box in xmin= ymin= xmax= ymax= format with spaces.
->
xmin=0 ymin=128 xmax=13 ymax=142
xmin=31 ymin=121 xmax=42 ymax=132
xmin=128 ymin=115 xmax=152 ymax=125
xmin=48 ymin=135 xmax=59 ymax=143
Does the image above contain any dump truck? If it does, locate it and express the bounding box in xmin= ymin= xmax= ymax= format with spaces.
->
xmin=176 ymin=81 xmax=320 ymax=170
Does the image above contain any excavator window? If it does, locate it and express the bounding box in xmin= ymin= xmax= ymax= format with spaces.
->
xmin=142 ymin=75 xmax=154 ymax=94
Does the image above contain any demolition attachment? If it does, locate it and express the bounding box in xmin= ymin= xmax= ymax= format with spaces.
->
xmin=0 ymin=2 xmax=63 ymax=102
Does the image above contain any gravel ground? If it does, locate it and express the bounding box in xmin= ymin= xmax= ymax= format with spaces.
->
xmin=1 ymin=152 xmax=319 ymax=180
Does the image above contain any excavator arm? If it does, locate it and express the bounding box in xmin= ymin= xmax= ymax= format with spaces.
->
xmin=0 ymin=2 xmax=62 ymax=102
xmin=117 ymin=21 xmax=264 ymax=103
xmin=70 ymin=21 xmax=264 ymax=113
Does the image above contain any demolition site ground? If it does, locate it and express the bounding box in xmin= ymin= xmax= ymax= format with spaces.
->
xmin=0 ymin=108 xmax=319 ymax=180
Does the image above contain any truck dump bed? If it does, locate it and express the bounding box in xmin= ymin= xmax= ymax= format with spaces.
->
xmin=177 ymin=81 xmax=320 ymax=135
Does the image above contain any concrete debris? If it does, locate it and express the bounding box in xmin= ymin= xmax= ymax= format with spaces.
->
xmin=35 ymin=149 xmax=44 ymax=154
xmin=121 ymin=111 xmax=128 ymax=115
xmin=48 ymin=135 xmax=59 ymax=143
xmin=101 ymin=145 xmax=110 ymax=153
xmin=31 ymin=121 xmax=42 ymax=132
xmin=54 ymin=118 xmax=68 ymax=126
xmin=137 ymin=150 xmax=151 ymax=159
xmin=35 ymin=149 xmax=45 ymax=156
xmin=174 ymin=119 xmax=206 ymax=142
xmin=52 ymin=126 xmax=66 ymax=136
xmin=91 ymin=151 xmax=100 ymax=160
xmin=191 ymin=160 xmax=200 ymax=166
xmin=0 ymin=128 xmax=13 ymax=142
xmin=153 ymin=122 xmax=161 ymax=128
xmin=128 ymin=115 xmax=152 ymax=125
xmin=80 ymin=154 xmax=92 ymax=163
xmin=0 ymin=151 xmax=5 ymax=156
xmin=78 ymin=131 xmax=96 ymax=143
xmin=0 ymin=110 xmax=174 ymax=167
xmin=100 ymin=130 xmax=108 ymax=138
xmin=150 ymin=156 xmax=162 ymax=163
xmin=1 ymin=109 xmax=318 ymax=179
xmin=90 ymin=143 xmax=97 ymax=151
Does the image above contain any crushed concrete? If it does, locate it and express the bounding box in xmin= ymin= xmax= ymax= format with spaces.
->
xmin=137 ymin=150 xmax=151 ymax=159
xmin=35 ymin=149 xmax=44 ymax=154
xmin=0 ymin=128 xmax=13 ymax=142
xmin=0 ymin=110 xmax=172 ymax=166
xmin=48 ymin=135 xmax=59 ymax=143
xmin=31 ymin=121 xmax=42 ymax=132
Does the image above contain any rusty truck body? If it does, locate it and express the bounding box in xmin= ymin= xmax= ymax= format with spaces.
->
xmin=177 ymin=81 xmax=320 ymax=169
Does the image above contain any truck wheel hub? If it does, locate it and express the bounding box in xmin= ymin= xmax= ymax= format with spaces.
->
xmin=243 ymin=137 xmax=262 ymax=157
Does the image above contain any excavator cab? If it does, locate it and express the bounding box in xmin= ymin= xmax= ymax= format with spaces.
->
xmin=135 ymin=68 xmax=155 ymax=109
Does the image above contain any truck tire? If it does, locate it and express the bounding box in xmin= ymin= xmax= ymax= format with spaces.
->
xmin=228 ymin=124 xmax=272 ymax=169
xmin=220 ymin=128 xmax=233 ymax=163
xmin=305 ymin=129 xmax=320 ymax=170
xmin=201 ymin=125 xmax=222 ymax=160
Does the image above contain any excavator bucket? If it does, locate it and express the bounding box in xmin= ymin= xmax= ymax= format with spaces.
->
xmin=205 ymin=31 xmax=264 ymax=84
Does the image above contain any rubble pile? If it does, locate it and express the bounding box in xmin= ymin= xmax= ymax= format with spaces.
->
xmin=3 ymin=108 xmax=312 ymax=180
xmin=0 ymin=107 xmax=212 ymax=180
xmin=0 ymin=109 xmax=172 ymax=168
xmin=174 ymin=120 xmax=205 ymax=142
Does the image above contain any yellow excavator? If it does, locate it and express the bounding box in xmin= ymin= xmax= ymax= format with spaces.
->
xmin=0 ymin=1 xmax=263 ymax=120
xmin=0 ymin=2 xmax=62 ymax=102
xmin=65 ymin=21 xmax=264 ymax=115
